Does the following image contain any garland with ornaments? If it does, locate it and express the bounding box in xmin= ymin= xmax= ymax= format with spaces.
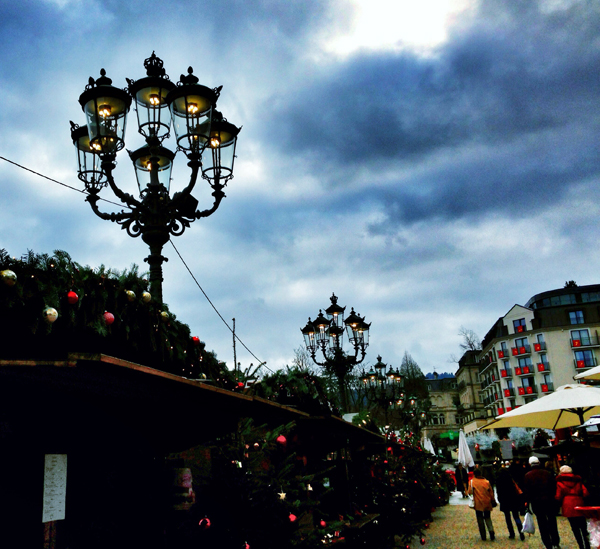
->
xmin=0 ymin=248 xmax=230 ymax=383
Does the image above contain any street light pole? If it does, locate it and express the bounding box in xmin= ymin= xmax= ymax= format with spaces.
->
xmin=71 ymin=53 xmax=240 ymax=304
xmin=301 ymin=293 xmax=370 ymax=412
xmin=361 ymin=356 xmax=403 ymax=426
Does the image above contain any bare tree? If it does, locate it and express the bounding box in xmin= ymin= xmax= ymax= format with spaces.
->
xmin=458 ymin=326 xmax=481 ymax=352
xmin=291 ymin=346 xmax=315 ymax=373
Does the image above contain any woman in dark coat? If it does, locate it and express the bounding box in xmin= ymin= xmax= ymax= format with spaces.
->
xmin=555 ymin=465 xmax=590 ymax=549
xmin=496 ymin=462 xmax=525 ymax=540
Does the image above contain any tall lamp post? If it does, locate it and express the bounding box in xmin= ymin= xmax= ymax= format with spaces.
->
xmin=301 ymin=293 xmax=370 ymax=412
xmin=70 ymin=52 xmax=240 ymax=304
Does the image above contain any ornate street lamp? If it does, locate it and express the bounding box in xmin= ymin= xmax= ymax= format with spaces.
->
xmin=360 ymin=355 xmax=403 ymax=424
xmin=70 ymin=52 xmax=241 ymax=304
xmin=301 ymin=293 xmax=370 ymax=412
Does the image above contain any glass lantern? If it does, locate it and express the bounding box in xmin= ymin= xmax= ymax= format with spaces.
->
xmin=129 ymin=143 xmax=175 ymax=195
xmin=165 ymin=67 xmax=217 ymax=153
xmin=79 ymin=69 xmax=132 ymax=154
xmin=127 ymin=53 xmax=175 ymax=141
xmin=202 ymin=112 xmax=241 ymax=185
xmin=70 ymin=122 xmax=105 ymax=191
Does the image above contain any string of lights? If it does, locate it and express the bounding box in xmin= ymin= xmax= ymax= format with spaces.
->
xmin=0 ymin=155 xmax=270 ymax=373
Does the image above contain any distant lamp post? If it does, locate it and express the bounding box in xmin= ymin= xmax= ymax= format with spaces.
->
xmin=301 ymin=293 xmax=370 ymax=412
xmin=70 ymin=52 xmax=241 ymax=304
xmin=360 ymin=355 xmax=403 ymax=424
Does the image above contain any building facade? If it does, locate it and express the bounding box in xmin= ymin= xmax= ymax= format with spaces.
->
xmin=478 ymin=284 xmax=600 ymax=424
xmin=455 ymin=350 xmax=487 ymax=433
xmin=422 ymin=373 xmax=461 ymax=439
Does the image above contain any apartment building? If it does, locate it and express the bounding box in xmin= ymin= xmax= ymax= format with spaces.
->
xmin=478 ymin=284 xmax=600 ymax=424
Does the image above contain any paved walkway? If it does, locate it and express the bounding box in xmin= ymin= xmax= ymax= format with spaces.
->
xmin=410 ymin=492 xmax=580 ymax=549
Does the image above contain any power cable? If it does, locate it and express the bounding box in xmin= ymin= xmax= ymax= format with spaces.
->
xmin=169 ymin=239 xmax=272 ymax=373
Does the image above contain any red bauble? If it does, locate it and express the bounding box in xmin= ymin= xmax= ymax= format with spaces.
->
xmin=243 ymin=543 xmax=250 ymax=549
xmin=67 ymin=291 xmax=79 ymax=304
xmin=425 ymin=523 xmax=429 ymax=529
xmin=103 ymin=312 xmax=115 ymax=325
xmin=420 ymin=538 xmax=426 ymax=545
xmin=276 ymin=435 xmax=287 ymax=445
xmin=320 ymin=520 xmax=327 ymax=527
xmin=198 ymin=517 xmax=211 ymax=529
xmin=289 ymin=513 xmax=297 ymax=522
xmin=192 ymin=336 xmax=200 ymax=346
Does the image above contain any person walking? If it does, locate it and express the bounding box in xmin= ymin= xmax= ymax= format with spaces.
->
xmin=468 ymin=468 xmax=496 ymax=541
xmin=496 ymin=462 xmax=525 ymax=541
xmin=555 ymin=465 xmax=590 ymax=549
xmin=523 ymin=456 xmax=560 ymax=549
xmin=455 ymin=462 xmax=469 ymax=498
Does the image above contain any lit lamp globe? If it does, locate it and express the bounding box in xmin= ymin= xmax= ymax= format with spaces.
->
xmin=126 ymin=52 xmax=175 ymax=141
xmin=129 ymin=143 xmax=175 ymax=194
xmin=78 ymin=69 xmax=132 ymax=155
xmin=202 ymin=111 xmax=241 ymax=185
xmin=69 ymin=123 xmax=105 ymax=192
xmin=165 ymin=67 xmax=218 ymax=153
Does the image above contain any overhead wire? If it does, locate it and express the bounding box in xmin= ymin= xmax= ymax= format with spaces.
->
xmin=0 ymin=155 xmax=270 ymax=373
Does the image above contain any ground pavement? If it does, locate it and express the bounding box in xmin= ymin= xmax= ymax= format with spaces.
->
xmin=403 ymin=491 xmax=581 ymax=549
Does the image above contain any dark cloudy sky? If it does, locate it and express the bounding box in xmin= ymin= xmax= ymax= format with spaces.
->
xmin=1 ymin=0 xmax=599 ymax=375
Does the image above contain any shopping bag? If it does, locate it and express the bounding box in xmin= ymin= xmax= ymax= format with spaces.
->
xmin=521 ymin=511 xmax=535 ymax=535
xmin=468 ymin=495 xmax=475 ymax=509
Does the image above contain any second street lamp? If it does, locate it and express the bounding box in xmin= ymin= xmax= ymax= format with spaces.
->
xmin=301 ymin=293 xmax=370 ymax=412
xmin=70 ymin=52 xmax=241 ymax=304
xmin=361 ymin=356 xmax=403 ymax=425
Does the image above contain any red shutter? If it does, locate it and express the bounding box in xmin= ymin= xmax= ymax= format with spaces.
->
xmin=512 ymin=348 xmax=518 ymax=356
xmin=526 ymin=386 xmax=533 ymax=394
xmin=501 ymin=370 xmax=507 ymax=377
xmin=515 ymin=368 xmax=522 ymax=375
xmin=498 ymin=351 xmax=504 ymax=358
xmin=534 ymin=343 xmax=541 ymax=352
xmin=577 ymin=360 xmax=585 ymax=368
xmin=573 ymin=340 xmax=581 ymax=347
xmin=519 ymin=346 xmax=526 ymax=354
xmin=498 ymin=407 xmax=505 ymax=415
xmin=523 ymin=366 xmax=530 ymax=374
xmin=518 ymin=387 xmax=525 ymax=395
xmin=517 ymin=325 xmax=524 ymax=333
xmin=537 ymin=363 xmax=545 ymax=372
xmin=541 ymin=384 xmax=549 ymax=393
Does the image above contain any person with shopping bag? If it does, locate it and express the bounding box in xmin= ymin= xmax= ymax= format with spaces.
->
xmin=468 ymin=468 xmax=497 ymax=541
xmin=556 ymin=465 xmax=591 ymax=549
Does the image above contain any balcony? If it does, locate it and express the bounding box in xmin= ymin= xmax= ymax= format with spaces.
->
xmin=536 ymin=362 xmax=550 ymax=373
xmin=497 ymin=350 xmax=508 ymax=359
xmin=511 ymin=345 xmax=531 ymax=356
xmin=571 ymin=336 xmax=600 ymax=348
xmin=533 ymin=342 xmax=547 ymax=352
xmin=514 ymin=366 xmax=532 ymax=376
xmin=518 ymin=386 xmax=537 ymax=396
xmin=514 ymin=325 xmax=527 ymax=334
xmin=540 ymin=382 xmax=554 ymax=394
xmin=504 ymin=388 xmax=515 ymax=397
xmin=575 ymin=357 xmax=599 ymax=369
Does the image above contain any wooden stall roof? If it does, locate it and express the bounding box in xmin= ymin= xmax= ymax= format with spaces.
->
xmin=0 ymin=353 xmax=310 ymax=452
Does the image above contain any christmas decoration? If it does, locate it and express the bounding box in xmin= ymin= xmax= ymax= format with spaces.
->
xmin=67 ymin=290 xmax=79 ymax=304
xmin=420 ymin=537 xmax=426 ymax=545
xmin=125 ymin=290 xmax=136 ymax=302
xmin=276 ymin=435 xmax=287 ymax=445
xmin=198 ymin=517 xmax=211 ymax=529
xmin=142 ymin=291 xmax=151 ymax=303
xmin=320 ymin=520 xmax=327 ymax=527
xmin=103 ymin=312 xmax=115 ymax=326
xmin=1 ymin=269 xmax=16 ymax=286
xmin=289 ymin=513 xmax=297 ymax=522
xmin=278 ymin=490 xmax=286 ymax=500
xmin=43 ymin=307 xmax=58 ymax=323
xmin=192 ymin=336 xmax=201 ymax=346
xmin=161 ymin=311 xmax=169 ymax=322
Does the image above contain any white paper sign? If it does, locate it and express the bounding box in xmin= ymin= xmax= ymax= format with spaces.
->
xmin=42 ymin=454 xmax=67 ymax=523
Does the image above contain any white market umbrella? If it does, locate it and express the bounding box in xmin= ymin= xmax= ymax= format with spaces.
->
xmin=457 ymin=429 xmax=475 ymax=468
xmin=574 ymin=365 xmax=600 ymax=381
xmin=422 ymin=436 xmax=436 ymax=456
xmin=483 ymin=384 xmax=600 ymax=430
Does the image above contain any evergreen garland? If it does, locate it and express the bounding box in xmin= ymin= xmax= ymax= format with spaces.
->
xmin=0 ymin=248 xmax=230 ymax=383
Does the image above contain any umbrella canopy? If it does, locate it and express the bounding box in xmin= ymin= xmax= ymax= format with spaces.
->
xmin=457 ymin=429 xmax=475 ymax=468
xmin=574 ymin=365 xmax=600 ymax=381
xmin=422 ymin=436 xmax=436 ymax=456
xmin=483 ymin=384 xmax=600 ymax=430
